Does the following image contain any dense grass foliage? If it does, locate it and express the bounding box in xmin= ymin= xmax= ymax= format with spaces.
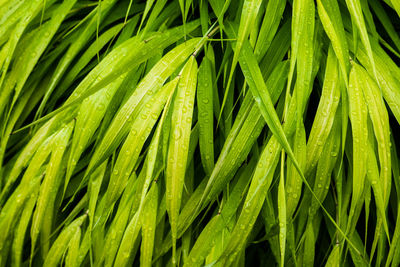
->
xmin=2 ymin=0 xmax=400 ymax=266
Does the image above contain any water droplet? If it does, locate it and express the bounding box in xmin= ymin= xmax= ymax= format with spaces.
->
xmin=174 ymin=128 xmax=182 ymax=140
